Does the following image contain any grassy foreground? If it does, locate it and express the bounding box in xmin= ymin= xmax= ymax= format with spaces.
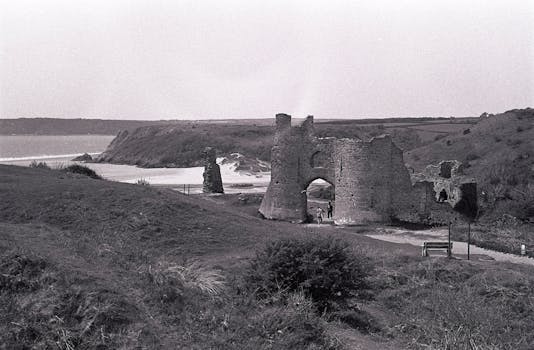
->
xmin=1 ymin=165 xmax=533 ymax=349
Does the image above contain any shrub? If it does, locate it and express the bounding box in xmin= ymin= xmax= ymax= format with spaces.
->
xmin=28 ymin=160 xmax=50 ymax=169
xmin=246 ymin=292 xmax=339 ymax=349
xmin=462 ymin=128 xmax=470 ymax=134
xmin=62 ymin=164 xmax=102 ymax=179
xmin=246 ymin=237 xmax=371 ymax=311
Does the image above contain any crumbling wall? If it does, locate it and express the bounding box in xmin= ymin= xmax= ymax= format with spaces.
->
xmin=202 ymin=147 xmax=224 ymax=194
xmin=259 ymin=114 xmax=336 ymax=222
xmin=397 ymin=160 xmax=477 ymax=224
xmin=259 ymin=114 xmax=477 ymax=225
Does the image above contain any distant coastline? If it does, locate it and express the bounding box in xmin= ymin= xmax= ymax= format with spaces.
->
xmin=0 ymin=152 xmax=101 ymax=163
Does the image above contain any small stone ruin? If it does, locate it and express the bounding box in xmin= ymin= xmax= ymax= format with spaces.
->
xmin=202 ymin=147 xmax=224 ymax=194
xmin=410 ymin=160 xmax=478 ymax=222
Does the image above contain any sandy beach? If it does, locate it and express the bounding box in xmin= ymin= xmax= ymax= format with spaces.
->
xmin=0 ymin=154 xmax=271 ymax=194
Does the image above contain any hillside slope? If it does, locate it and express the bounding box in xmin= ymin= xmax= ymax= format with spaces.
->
xmin=0 ymin=165 xmax=412 ymax=349
xmin=405 ymin=108 xmax=534 ymax=220
xmin=1 ymin=165 xmax=534 ymax=349
xmin=96 ymin=122 xmax=422 ymax=168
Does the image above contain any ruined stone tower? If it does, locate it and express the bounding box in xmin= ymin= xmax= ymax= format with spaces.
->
xmin=259 ymin=114 xmax=477 ymax=225
xmin=202 ymin=147 xmax=224 ymax=194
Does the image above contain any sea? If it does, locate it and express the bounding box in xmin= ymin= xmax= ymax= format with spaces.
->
xmin=0 ymin=135 xmax=269 ymax=193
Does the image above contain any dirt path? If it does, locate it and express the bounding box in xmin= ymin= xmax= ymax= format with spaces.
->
xmin=365 ymin=227 xmax=534 ymax=266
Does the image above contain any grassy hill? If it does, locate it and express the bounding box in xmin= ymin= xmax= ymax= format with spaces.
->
xmin=405 ymin=108 xmax=534 ymax=221
xmin=1 ymin=165 xmax=534 ymax=349
xmin=96 ymin=121 xmax=424 ymax=168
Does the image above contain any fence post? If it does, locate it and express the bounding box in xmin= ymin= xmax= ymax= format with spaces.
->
xmin=467 ymin=222 xmax=471 ymax=260
xmin=448 ymin=222 xmax=451 ymax=258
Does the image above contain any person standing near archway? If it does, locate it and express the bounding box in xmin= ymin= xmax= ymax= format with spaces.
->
xmin=327 ymin=201 xmax=333 ymax=219
xmin=316 ymin=207 xmax=324 ymax=224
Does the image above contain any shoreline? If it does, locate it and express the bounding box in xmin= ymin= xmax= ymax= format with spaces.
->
xmin=0 ymin=154 xmax=271 ymax=194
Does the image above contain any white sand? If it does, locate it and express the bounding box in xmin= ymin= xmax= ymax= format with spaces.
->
xmin=1 ymin=155 xmax=270 ymax=192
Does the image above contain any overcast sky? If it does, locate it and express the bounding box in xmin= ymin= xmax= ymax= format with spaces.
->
xmin=1 ymin=0 xmax=533 ymax=120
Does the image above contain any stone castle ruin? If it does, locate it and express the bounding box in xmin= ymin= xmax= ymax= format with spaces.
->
xmin=202 ymin=147 xmax=224 ymax=194
xmin=259 ymin=114 xmax=477 ymax=225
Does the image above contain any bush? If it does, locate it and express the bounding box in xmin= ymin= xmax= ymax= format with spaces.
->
xmin=246 ymin=237 xmax=370 ymax=311
xmin=62 ymin=164 xmax=102 ymax=179
xmin=28 ymin=160 xmax=50 ymax=169
xmin=136 ymin=178 xmax=150 ymax=186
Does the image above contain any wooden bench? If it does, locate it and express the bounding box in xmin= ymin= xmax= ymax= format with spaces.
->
xmin=422 ymin=242 xmax=452 ymax=257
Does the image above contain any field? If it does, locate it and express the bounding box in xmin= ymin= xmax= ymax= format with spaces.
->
xmin=1 ymin=164 xmax=533 ymax=349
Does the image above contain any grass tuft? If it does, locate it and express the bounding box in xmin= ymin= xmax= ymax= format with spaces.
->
xmin=146 ymin=260 xmax=226 ymax=297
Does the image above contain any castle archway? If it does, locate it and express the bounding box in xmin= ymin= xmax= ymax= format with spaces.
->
xmin=303 ymin=177 xmax=335 ymax=223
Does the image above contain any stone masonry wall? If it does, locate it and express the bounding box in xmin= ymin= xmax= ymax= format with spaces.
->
xmin=259 ymin=114 xmax=477 ymax=225
xmin=202 ymin=147 xmax=224 ymax=194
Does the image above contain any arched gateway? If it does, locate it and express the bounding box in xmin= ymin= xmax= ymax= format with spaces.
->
xmin=259 ymin=114 xmax=477 ymax=225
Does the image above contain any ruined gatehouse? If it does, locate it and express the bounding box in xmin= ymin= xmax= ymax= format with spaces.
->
xmin=259 ymin=114 xmax=477 ymax=225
